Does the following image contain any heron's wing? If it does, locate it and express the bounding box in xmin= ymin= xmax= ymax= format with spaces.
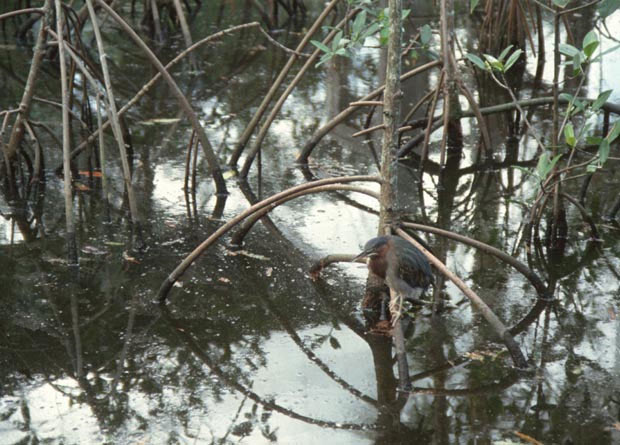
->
xmin=396 ymin=245 xmax=434 ymax=289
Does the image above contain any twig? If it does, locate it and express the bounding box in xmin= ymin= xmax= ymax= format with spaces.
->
xmin=0 ymin=8 xmax=44 ymax=21
xmin=350 ymin=101 xmax=384 ymax=107
xmin=256 ymin=26 xmax=312 ymax=57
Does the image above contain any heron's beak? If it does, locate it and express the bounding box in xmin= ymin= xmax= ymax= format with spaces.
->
xmin=352 ymin=249 xmax=372 ymax=262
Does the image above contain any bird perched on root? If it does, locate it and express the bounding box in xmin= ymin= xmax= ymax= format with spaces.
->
xmin=354 ymin=235 xmax=433 ymax=323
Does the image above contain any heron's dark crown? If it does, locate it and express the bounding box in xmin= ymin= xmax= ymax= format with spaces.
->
xmin=363 ymin=236 xmax=390 ymax=253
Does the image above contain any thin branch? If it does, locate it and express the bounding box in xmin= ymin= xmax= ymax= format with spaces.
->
xmin=297 ymin=60 xmax=441 ymax=163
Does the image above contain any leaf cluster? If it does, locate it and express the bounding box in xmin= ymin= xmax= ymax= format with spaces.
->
xmin=311 ymin=2 xmax=412 ymax=67
xmin=466 ymin=45 xmax=523 ymax=74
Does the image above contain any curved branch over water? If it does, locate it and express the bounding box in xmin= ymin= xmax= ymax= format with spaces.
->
xmin=231 ymin=184 xmax=379 ymax=245
xmin=394 ymin=228 xmax=528 ymax=368
xmin=400 ymin=222 xmax=551 ymax=299
xmin=158 ymin=175 xmax=381 ymax=302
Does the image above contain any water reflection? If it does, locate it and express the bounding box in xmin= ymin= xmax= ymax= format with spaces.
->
xmin=2 ymin=1 xmax=620 ymax=444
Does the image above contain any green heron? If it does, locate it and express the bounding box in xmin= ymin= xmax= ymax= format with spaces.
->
xmin=354 ymin=235 xmax=433 ymax=318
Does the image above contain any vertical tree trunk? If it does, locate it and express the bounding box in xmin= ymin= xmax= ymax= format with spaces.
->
xmin=378 ymin=0 xmax=402 ymax=235
xmin=55 ymin=0 xmax=78 ymax=265
xmin=379 ymin=0 xmax=411 ymax=392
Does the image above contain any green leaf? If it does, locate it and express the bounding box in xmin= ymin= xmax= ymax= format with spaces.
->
xmin=402 ymin=9 xmax=411 ymax=19
xmin=351 ymin=10 xmax=366 ymax=36
xmin=591 ymin=89 xmax=612 ymax=111
xmin=559 ymin=43 xmax=580 ymax=57
xmin=572 ymin=51 xmax=582 ymax=74
xmin=552 ymin=0 xmax=570 ymax=7
xmin=598 ymin=0 xmax=620 ymax=19
xmin=380 ymin=27 xmax=389 ymax=45
xmin=548 ymin=154 xmax=563 ymax=175
xmin=586 ymin=163 xmax=598 ymax=173
xmin=466 ymin=53 xmax=487 ymax=70
xmin=606 ymin=121 xmax=620 ymax=142
xmin=420 ymin=24 xmax=432 ymax=45
xmin=514 ymin=165 xmax=532 ymax=177
xmin=564 ymin=123 xmax=576 ymax=147
xmin=559 ymin=93 xmax=574 ymax=103
xmin=574 ymin=99 xmax=587 ymax=111
xmin=583 ymin=30 xmax=599 ymax=58
xmin=310 ymin=40 xmax=331 ymax=54
xmin=331 ymin=30 xmax=344 ymax=51
xmin=483 ymin=54 xmax=503 ymax=71
xmin=470 ymin=0 xmax=480 ymax=14
xmin=504 ymin=49 xmax=523 ymax=72
xmin=315 ymin=53 xmax=332 ymax=67
xmin=536 ymin=152 xmax=551 ymax=178
xmin=536 ymin=152 xmax=562 ymax=179
xmin=599 ymin=138 xmax=610 ymax=164
xmin=498 ymin=45 xmax=514 ymax=62
xmin=360 ymin=22 xmax=381 ymax=40
xmin=586 ymin=136 xmax=603 ymax=145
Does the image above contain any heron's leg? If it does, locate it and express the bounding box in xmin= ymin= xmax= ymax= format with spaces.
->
xmin=389 ymin=292 xmax=404 ymax=324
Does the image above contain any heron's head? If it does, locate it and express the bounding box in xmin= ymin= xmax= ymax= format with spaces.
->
xmin=353 ymin=236 xmax=390 ymax=262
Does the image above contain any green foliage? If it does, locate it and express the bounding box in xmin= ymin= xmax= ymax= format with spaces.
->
xmin=599 ymin=0 xmax=620 ymax=18
xmin=466 ymin=54 xmax=486 ymax=70
xmin=559 ymin=31 xmax=599 ymax=75
xmin=312 ymin=2 xmax=430 ymax=67
xmin=466 ymin=45 xmax=523 ymax=74
xmin=420 ymin=24 xmax=432 ymax=45
xmin=311 ymin=30 xmax=349 ymax=67
xmin=564 ymin=123 xmax=576 ymax=148
xmin=470 ymin=0 xmax=480 ymax=14
xmin=516 ymin=151 xmax=562 ymax=185
xmin=536 ymin=152 xmax=563 ymax=182
xmin=559 ymin=88 xmax=617 ymax=173
xmin=591 ymin=89 xmax=612 ymax=111
xmin=592 ymin=121 xmax=620 ymax=169
xmin=583 ymin=31 xmax=599 ymax=58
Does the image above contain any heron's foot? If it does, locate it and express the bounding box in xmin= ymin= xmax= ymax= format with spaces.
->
xmin=369 ymin=319 xmax=393 ymax=336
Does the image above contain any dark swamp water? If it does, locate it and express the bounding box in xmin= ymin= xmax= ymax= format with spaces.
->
xmin=2 ymin=1 xmax=620 ymax=444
